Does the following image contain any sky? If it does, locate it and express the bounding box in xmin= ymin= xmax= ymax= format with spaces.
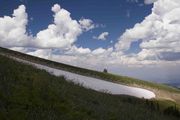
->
xmin=0 ymin=0 xmax=180 ymax=85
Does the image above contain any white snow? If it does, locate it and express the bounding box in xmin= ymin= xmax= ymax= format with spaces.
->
xmin=13 ymin=57 xmax=156 ymax=99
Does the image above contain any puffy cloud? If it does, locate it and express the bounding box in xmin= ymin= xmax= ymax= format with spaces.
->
xmin=115 ymin=19 xmax=153 ymax=51
xmin=10 ymin=47 xmax=29 ymax=53
xmin=93 ymin=32 xmax=109 ymax=40
xmin=115 ymin=0 xmax=180 ymax=61
xmin=65 ymin=45 xmax=91 ymax=55
xmin=51 ymin=4 xmax=61 ymax=13
xmin=0 ymin=4 xmax=95 ymax=50
xmin=92 ymin=48 xmax=106 ymax=55
xmin=28 ymin=49 xmax=52 ymax=59
xmin=79 ymin=18 xmax=95 ymax=31
xmin=35 ymin=4 xmax=82 ymax=49
xmin=35 ymin=4 xmax=96 ymax=49
xmin=0 ymin=5 xmax=32 ymax=47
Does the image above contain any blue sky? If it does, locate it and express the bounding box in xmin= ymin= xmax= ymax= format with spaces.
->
xmin=0 ymin=0 xmax=152 ymax=50
xmin=0 ymin=0 xmax=180 ymax=85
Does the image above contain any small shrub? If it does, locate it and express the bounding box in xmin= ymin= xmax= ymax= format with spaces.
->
xmin=103 ymin=69 xmax=108 ymax=73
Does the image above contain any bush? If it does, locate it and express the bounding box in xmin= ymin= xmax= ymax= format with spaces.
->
xmin=103 ymin=69 xmax=108 ymax=73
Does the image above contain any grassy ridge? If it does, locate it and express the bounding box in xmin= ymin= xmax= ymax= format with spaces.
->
xmin=0 ymin=54 xmax=180 ymax=120
xmin=0 ymin=47 xmax=179 ymax=93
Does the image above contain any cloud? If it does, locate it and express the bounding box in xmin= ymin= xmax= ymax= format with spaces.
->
xmin=0 ymin=4 xmax=95 ymax=50
xmin=65 ymin=45 xmax=91 ymax=55
xmin=51 ymin=4 xmax=61 ymax=13
xmin=10 ymin=47 xmax=29 ymax=53
xmin=0 ymin=5 xmax=32 ymax=47
xmin=115 ymin=0 xmax=180 ymax=61
xmin=79 ymin=18 xmax=95 ymax=31
xmin=93 ymin=32 xmax=109 ymax=40
xmin=35 ymin=4 xmax=83 ymax=49
xmin=28 ymin=49 xmax=52 ymax=59
xmin=92 ymin=48 xmax=106 ymax=55
xmin=35 ymin=4 xmax=96 ymax=49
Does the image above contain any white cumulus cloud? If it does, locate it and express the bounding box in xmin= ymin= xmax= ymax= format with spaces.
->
xmin=79 ymin=18 xmax=95 ymax=31
xmin=0 ymin=5 xmax=32 ymax=47
xmin=115 ymin=0 xmax=180 ymax=61
xmin=35 ymin=4 xmax=82 ymax=49
xmin=0 ymin=4 xmax=95 ymax=50
xmin=93 ymin=32 xmax=109 ymax=40
xmin=65 ymin=45 xmax=91 ymax=55
xmin=51 ymin=4 xmax=61 ymax=13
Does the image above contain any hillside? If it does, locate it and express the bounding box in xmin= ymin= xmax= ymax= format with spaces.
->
xmin=0 ymin=53 xmax=180 ymax=119
xmin=0 ymin=47 xmax=180 ymax=103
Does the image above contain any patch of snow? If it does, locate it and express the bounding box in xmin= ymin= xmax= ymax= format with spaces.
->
xmin=14 ymin=57 xmax=156 ymax=99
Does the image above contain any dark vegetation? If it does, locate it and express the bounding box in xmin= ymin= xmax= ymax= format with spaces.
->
xmin=103 ymin=68 xmax=108 ymax=73
xmin=164 ymin=106 xmax=180 ymax=117
xmin=0 ymin=47 xmax=179 ymax=93
xmin=0 ymin=51 xmax=180 ymax=120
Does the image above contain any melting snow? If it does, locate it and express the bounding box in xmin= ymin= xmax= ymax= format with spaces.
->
xmin=14 ymin=57 xmax=156 ymax=99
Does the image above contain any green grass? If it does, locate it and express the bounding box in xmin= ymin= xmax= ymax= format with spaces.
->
xmin=0 ymin=47 xmax=179 ymax=93
xmin=0 ymin=53 xmax=180 ymax=120
xmin=0 ymin=47 xmax=180 ymax=105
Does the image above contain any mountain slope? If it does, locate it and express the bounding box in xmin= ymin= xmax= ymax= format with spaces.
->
xmin=0 ymin=54 xmax=180 ymax=120
xmin=0 ymin=47 xmax=180 ymax=104
xmin=13 ymin=57 xmax=156 ymax=99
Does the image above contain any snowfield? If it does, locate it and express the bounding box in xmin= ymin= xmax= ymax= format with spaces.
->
xmin=14 ymin=57 xmax=156 ymax=99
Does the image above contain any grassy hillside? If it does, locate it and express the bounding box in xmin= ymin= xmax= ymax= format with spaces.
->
xmin=0 ymin=47 xmax=180 ymax=104
xmin=0 ymin=47 xmax=179 ymax=92
xmin=0 ymin=54 xmax=180 ymax=120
